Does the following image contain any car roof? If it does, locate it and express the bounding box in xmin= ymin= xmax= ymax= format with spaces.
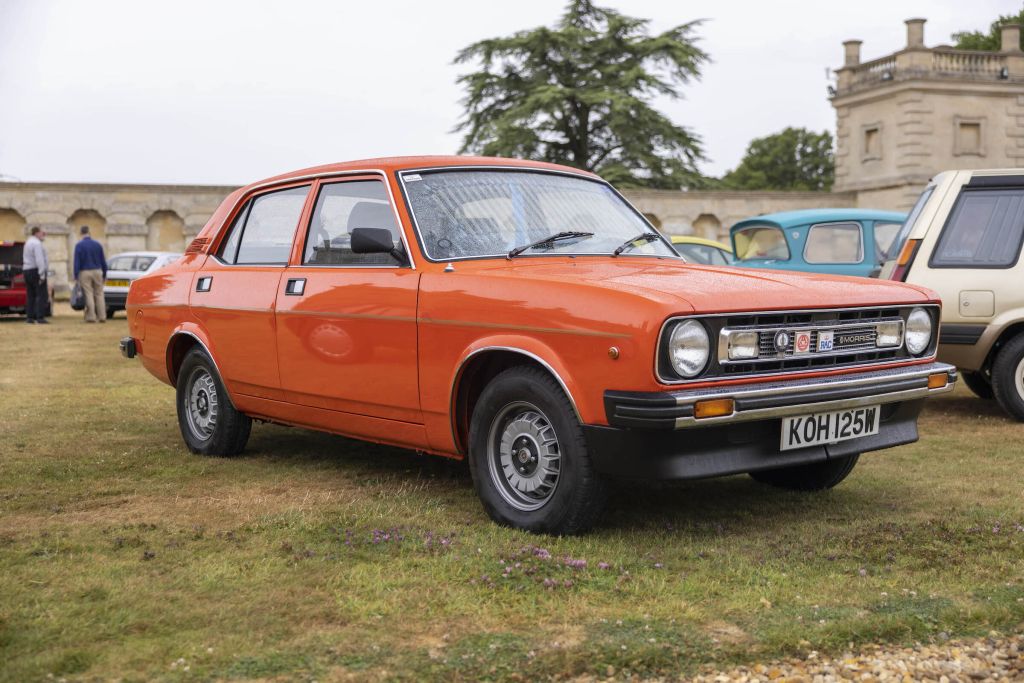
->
xmin=248 ymin=155 xmax=599 ymax=191
xmin=731 ymin=208 xmax=907 ymax=230
xmin=670 ymin=235 xmax=732 ymax=251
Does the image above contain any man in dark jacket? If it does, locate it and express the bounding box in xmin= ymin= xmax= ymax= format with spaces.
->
xmin=73 ymin=225 xmax=107 ymax=322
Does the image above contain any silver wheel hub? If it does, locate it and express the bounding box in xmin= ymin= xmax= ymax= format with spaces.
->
xmin=487 ymin=402 xmax=561 ymax=511
xmin=185 ymin=368 xmax=219 ymax=440
xmin=1016 ymin=356 xmax=1024 ymax=401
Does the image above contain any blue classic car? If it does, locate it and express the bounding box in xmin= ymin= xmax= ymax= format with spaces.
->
xmin=730 ymin=209 xmax=907 ymax=278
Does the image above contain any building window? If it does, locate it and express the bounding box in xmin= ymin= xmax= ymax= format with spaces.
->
xmin=862 ymin=123 xmax=882 ymax=161
xmin=954 ymin=117 xmax=985 ymax=157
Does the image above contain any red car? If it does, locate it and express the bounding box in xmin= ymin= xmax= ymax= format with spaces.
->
xmin=121 ymin=156 xmax=957 ymax=534
xmin=0 ymin=241 xmax=53 ymax=317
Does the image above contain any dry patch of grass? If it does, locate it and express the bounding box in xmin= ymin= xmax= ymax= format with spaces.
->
xmin=1 ymin=306 xmax=1022 ymax=681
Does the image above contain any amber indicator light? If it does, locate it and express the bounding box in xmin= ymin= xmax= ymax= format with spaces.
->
xmin=927 ymin=373 xmax=948 ymax=390
xmin=694 ymin=398 xmax=735 ymax=419
xmin=897 ymin=239 xmax=920 ymax=266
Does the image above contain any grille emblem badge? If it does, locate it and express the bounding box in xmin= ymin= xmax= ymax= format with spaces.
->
xmin=773 ymin=330 xmax=790 ymax=352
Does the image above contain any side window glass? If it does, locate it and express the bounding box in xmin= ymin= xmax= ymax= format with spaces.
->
xmin=931 ymin=189 xmax=1024 ymax=268
xmin=303 ymin=180 xmax=402 ymax=266
xmin=217 ymin=201 xmax=250 ymax=264
xmin=804 ymin=222 xmax=863 ymax=264
xmin=235 ymin=186 xmax=310 ymax=264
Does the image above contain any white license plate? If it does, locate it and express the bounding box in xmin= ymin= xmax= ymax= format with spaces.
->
xmin=780 ymin=405 xmax=880 ymax=451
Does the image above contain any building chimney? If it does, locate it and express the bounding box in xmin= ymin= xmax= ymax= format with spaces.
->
xmin=843 ymin=40 xmax=863 ymax=66
xmin=1001 ymin=23 xmax=1022 ymax=53
xmin=905 ymin=18 xmax=926 ymax=49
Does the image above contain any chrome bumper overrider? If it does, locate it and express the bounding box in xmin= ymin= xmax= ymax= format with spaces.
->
xmin=604 ymin=362 xmax=957 ymax=430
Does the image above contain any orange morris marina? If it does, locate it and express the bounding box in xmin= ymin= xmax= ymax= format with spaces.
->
xmin=120 ymin=156 xmax=956 ymax=534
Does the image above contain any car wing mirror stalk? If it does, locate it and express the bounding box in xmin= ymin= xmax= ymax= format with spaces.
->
xmin=350 ymin=227 xmax=409 ymax=266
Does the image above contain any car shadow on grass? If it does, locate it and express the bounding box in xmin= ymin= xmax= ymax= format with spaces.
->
xmin=241 ymin=424 xmax=904 ymax=535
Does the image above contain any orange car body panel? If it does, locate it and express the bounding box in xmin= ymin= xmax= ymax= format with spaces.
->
xmin=126 ymin=156 xmax=940 ymax=458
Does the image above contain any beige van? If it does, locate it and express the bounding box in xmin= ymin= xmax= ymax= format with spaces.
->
xmin=882 ymin=169 xmax=1024 ymax=420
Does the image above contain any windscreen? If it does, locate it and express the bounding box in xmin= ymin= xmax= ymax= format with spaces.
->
xmin=402 ymin=170 xmax=677 ymax=260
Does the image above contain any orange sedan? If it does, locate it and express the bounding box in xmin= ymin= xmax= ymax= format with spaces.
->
xmin=120 ymin=156 xmax=956 ymax=534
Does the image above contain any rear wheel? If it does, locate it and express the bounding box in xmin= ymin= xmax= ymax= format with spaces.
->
xmin=468 ymin=366 xmax=606 ymax=535
xmin=176 ymin=347 xmax=251 ymax=455
xmin=992 ymin=334 xmax=1024 ymax=422
xmin=961 ymin=370 xmax=994 ymax=400
xmin=750 ymin=454 xmax=859 ymax=491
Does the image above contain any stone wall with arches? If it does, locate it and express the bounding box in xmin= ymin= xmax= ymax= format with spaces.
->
xmin=0 ymin=181 xmax=235 ymax=291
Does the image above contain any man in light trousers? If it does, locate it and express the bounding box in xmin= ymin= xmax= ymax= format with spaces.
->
xmin=73 ymin=225 xmax=108 ymax=322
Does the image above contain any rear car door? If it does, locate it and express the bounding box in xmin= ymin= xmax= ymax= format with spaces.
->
xmin=274 ymin=176 xmax=421 ymax=424
xmin=191 ymin=183 xmax=311 ymax=400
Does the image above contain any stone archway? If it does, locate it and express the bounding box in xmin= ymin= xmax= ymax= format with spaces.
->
xmin=0 ymin=209 xmax=27 ymax=243
xmin=146 ymin=210 xmax=186 ymax=252
xmin=692 ymin=213 xmax=722 ymax=241
xmin=67 ymin=209 xmax=107 ymax=243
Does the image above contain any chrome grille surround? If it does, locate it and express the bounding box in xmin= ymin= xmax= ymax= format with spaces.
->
xmin=719 ymin=317 xmax=905 ymax=365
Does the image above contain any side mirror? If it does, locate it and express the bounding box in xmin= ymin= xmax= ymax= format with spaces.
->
xmin=350 ymin=227 xmax=407 ymax=265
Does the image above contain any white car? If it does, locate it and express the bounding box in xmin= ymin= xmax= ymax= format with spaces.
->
xmin=104 ymin=251 xmax=182 ymax=318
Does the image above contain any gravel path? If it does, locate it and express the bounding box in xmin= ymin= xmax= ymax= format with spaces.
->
xmin=688 ymin=633 xmax=1024 ymax=682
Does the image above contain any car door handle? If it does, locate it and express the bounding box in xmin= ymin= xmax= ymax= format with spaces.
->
xmin=285 ymin=278 xmax=306 ymax=296
xmin=195 ymin=276 xmax=212 ymax=292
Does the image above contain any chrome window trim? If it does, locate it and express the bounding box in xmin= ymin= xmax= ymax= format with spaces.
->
xmin=802 ymin=221 xmax=865 ymax=265
xmin=716 ymin=318 xmax=905 ymax=365
xmin=655 ymin=304 xmax=940 ymax=385
xmin=211 ymin=169 xmax=416 ymax=271
xmin=395 ymin=165 xmax=679 ymax=263
xmin=449 ymin=346 xmax=582 ymax=454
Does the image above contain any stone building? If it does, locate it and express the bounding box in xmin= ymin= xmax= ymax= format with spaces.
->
xmin=3 ymin=16 xmax=1023 ymax=291
xmin=832 ymin=19 xmax=1024 ymax=209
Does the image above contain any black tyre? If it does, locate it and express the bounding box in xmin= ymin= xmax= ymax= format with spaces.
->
xmin=992 ymin=333 xmax=1024 ymax=422
xmin=750 ymin=454 xmax=860 ymax=491
xmin=961 ymin=370 xmax=994 ymax=400
xmin=106 ymin=308 xmax=117 ymax=320
xmin=468 ymin=366 xmax=607 ymax=535
xmin=176 ymin=347 xmax=251 ymax=455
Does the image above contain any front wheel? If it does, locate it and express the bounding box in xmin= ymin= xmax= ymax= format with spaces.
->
xmin=176 ymin=347 xmax=252 ymax=455
xmin=750 ymin=454 xmax=859 ymax=491
xmin=992 ymin=334 xmax=1024 ymax=422
xmin=468 ymin=366 xmax=606 ymax=535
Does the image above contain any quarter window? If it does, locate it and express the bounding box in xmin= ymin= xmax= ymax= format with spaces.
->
xmin=218 ymin=186 xmax=310 ymax=265
xmin=303 ymin=180 xmax=402 ymax=266
xmin=804 ymin=222 xmax=863 ymax=264
xmin=931 ymin=188 xmax=1024 ymax=268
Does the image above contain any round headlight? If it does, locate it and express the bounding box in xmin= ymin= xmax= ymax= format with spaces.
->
xmin=905 ymin=307 xmax=933 ymax=355
xmin=668 ymin=320 xmax=710 ymax=378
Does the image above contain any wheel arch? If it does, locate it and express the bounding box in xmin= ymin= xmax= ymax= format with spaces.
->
xmin=449 ymin=343 xmax=582 ymax=457
xmin=166 ymin=326 xmax=231 ymax=401
xmin=984 ymin=319 xmax=1024 ymax=372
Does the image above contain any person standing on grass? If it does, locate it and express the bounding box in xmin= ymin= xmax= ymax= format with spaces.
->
xmin=22 ymin=226 xmax=50 ymax=325
xmin=73 ymin=225 xmax=107 ymax=323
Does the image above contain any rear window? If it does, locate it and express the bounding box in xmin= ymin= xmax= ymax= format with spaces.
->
xmin=733 ymin=225 xmax=789 ymax=261
xmin=108 ymin=255 xmax=137 ymax=271
xmin=931 ymin=188 xmax=1024 ymax=268
xmin=803 ymin=222 xmax=863 ymax=264
xmin=873 ymin=222 xmax=901 ymax=261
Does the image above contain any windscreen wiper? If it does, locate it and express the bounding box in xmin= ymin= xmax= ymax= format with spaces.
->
xmin=612 ymin=232 xmax=660 ymax=256
xmin=507 ymin=231 xmax=594 ymax=259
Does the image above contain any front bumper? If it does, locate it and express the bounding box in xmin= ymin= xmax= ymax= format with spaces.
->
xmin=588 ymin=362 xmax=956 ymax=480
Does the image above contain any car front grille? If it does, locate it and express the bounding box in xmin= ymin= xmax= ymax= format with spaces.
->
xmin=656 ymin=305 xmax=940 ymax=384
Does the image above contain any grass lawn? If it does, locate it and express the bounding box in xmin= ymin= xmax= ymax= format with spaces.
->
xmin=1 ymin=306 xmax=1022 ymax=682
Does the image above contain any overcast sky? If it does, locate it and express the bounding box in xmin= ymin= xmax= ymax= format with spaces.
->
xmin=0 ymin=0 xmax=1016 ymax=186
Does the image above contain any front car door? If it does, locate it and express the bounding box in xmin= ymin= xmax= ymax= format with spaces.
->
xmin=191 ymin=183 xmax=311 ymax=400
xmin=274 ymin=175 xmax=422 ymax=428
